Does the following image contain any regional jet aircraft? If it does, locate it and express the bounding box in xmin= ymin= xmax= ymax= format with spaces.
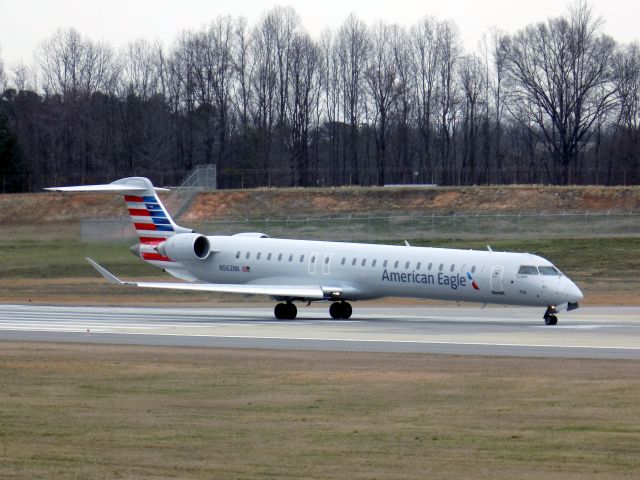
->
xmin=46 ymin=177 xmax=583 ymax=325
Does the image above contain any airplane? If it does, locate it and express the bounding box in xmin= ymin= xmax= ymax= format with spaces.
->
xmin=46 ymin=176 xmax=583 ymax=325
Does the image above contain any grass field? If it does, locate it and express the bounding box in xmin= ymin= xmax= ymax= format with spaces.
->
xmin=1 ymin=342 xmax=639 ymax=479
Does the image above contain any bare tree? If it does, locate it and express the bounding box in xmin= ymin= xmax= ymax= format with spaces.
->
xmin=459 ymin=54 xmax=485 ymax=184
xmin=337 ymin=14 xmax=369 ymax=184
xmin=287 ymin=33 xmax=320 ymax=185
xmin=502 ymin=2 xmax=618 ymax=183
xmin=11 ymin=61 xmax=34 ymax=91
xmin=318 ymin=29 xmax=342 ymax=184
xmin=192 ymin=17 xmax=235 ymax=168
xmin=38 ymin=28 xmax=117 ymax=97
xmin=250 ymin=10 xmax=279 ymax=174
xmin=120 ymin=38 xmax=163 ymax=100
xmin=435 ymin=20 xmax=461 ymax=184
xmin=608 ymin=42 xmax=640 ymax=184
xmin=486 ymin=28 xmax=509 ymax=183
xmin=232 ymin=17 xmax=252 ymax=131
xmin=410 ymin=17 xmax=440 ymax=183
xmin=366 ymin=22 xmax=403 ymax=185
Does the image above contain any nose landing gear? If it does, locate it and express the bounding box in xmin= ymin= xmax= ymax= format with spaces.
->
xmin=544 ymin=305 xmax=559 ymax=326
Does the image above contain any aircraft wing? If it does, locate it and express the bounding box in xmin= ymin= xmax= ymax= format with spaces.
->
xmin=86 ymin=258 xmax=328 ymax=299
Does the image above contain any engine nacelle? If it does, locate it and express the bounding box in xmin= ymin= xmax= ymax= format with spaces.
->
xmin=156 ymin=233 xmax=210 ymax=261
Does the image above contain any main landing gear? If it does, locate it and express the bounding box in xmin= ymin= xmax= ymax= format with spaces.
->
xmin=329 ymin=301 xmax=352 ymax=320
xmin=543 ymin=305 xmax=559 ymax=326
xmin=274 ymin=302 xmax=297 ymax=320
xmin=274 ymin=301 xmax=353 ymax=320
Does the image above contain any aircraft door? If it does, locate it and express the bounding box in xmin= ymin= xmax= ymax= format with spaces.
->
xmin=322 ymin=253 xmax=332 ymax=275
xmin=490 ymin=265 xmax=505 ymax=294
xmin=309 ymin=252 xmax=319 ymax=275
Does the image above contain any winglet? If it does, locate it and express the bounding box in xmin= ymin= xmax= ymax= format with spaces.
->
xmin=86 ymin=258 xmax=135 ymax=286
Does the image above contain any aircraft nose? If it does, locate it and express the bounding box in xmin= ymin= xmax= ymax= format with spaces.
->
xmin=563 ymin=280 xmax=583 ymax=303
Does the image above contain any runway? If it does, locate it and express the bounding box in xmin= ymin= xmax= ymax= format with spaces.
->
xmin=0 ymin=304 xmax=639 ymax=359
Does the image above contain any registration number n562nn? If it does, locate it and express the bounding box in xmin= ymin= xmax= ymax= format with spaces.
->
xmin=219 ymin=264 xmax=240 ymax=272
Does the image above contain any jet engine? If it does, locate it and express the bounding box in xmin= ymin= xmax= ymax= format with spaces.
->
xmin=156 ymin=233 xmax=211 ymax=261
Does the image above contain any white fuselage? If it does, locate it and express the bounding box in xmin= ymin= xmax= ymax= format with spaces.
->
xmin=158 ymin=236 xmax=583 ymax=308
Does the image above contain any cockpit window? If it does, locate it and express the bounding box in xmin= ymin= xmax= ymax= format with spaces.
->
xmin=518 ymin=266 xmax=539 ymax=275
xmin=538 ymin=266 xmax=560 ymax=276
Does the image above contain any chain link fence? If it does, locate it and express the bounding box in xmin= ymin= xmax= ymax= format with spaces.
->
xmin=81 ymin=211 xmax=640 ymax=243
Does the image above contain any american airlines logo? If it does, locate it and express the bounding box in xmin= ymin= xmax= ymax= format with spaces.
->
xmin=381 ymin=269 xmax=476 ymax=290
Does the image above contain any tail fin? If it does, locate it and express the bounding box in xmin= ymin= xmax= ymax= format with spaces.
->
xmin=45 ymin=177 xmax=192 ymax=258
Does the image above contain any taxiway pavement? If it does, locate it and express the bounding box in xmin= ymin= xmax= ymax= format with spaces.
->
xmin=0 ymin=304 xmax=639 ymax=359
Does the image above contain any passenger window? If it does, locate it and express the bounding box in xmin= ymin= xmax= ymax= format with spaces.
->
xmin=341 ymin=257 xmax=346 ymax=265
xmin=416 ymin=262 xmax=421 ymax=270
xmin=439 ymin=263 xmax=444 ymax=271
xmin=236 ymin=251 xmax=241 ymax=259
xmin=300 ymin=255 xmax=305 ymax=262
xmin=538 ymin=266 xmax=560 ymax=276
xmin=405 ymin=261 xmax=410 ymax=269
xmin=325 ymin=256 xmax=330 ymax=264
xmin=311 ymin=255 xmax=316 ymax=263
xmin=352 ymin=258 xmax=357 ymax=266
xmin=428 ymin=263 xmax=432 ymax=270
xmin=450 ymin=264 xmax=455 ymax=272
xmin=362 ymin=259 xmax=366 ymax=267
xmin=267 ymin=253 xmax=272 ymax=261
xmin=471 ymin=265 xmax=476 ymax=273
xmin=518 ymin=266 xmax=539 ymax=275
xmin=245 ymin=252 xmax=251 ymax=259
xmin=372 ymin=259 xmax=377 ymax=267
xmin=289 ymin=254 xmax=293 ymax=262
xmin=278 ymin=253 xmax=283 ymax=261
xmin=257 ymin=252 xmax=261 ymax=260
xmin=383 ymin=260 xmax=388 ymax=268
xmin=394 ymin=261 xmax=399 ymax=268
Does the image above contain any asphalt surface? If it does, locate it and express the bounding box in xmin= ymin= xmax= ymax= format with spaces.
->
xmin=0 ymin=304 xmax=639 ymax=359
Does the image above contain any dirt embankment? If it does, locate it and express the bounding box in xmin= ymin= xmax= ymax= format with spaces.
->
xmin=180 ymin=186 xmax=640 ymax=220
xmin=1 ymin=185 xmax=639 ymax=225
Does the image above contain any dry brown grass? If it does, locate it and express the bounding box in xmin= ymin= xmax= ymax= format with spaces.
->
xmin=1 ymin=342 xmax=639 ymax=479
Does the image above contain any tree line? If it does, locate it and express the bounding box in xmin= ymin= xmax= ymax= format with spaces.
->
xmin=0 ymin=1 xmax=638 ymax=192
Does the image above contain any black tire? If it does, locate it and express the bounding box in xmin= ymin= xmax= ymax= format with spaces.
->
xmin=342 ymin=302 xmax=352 ymax=319
xmin=274 ymin=303 xmax=287 ymax=320
xmin=286 ymin=303 xmax=297 ymax=320
xmin=329 ymin=302 xmax=342 ymax=319
xmin=545 ymin=314 xmax=558 ymax=326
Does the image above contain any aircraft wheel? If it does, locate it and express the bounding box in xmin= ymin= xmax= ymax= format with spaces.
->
xmin=286 ymin=302 xmax=297 ymax=320
xmin=329 ymin=302 xmax=342 ymax=319
xmin=274 ymin=303 xmax=287 ymax=320
xmin=544 ymin=314 xmax=558 ymax=326
xmin=341 ymin=302 xmax=352 ymax=319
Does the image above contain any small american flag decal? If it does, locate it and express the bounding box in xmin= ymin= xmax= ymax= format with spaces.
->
xmin=242 ymin=266 xmax=251 ymax=272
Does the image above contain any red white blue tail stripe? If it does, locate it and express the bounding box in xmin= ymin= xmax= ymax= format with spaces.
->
xmin=125 ymin=194 xmax=177 ymax=262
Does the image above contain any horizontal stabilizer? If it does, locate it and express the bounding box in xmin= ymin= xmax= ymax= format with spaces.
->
xmin=86 ymin=258 xmax=327 ymax=299
xmin=45 ymin=184 xmax=169 ymax=193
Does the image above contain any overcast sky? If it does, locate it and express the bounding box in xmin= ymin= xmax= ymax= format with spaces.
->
xmin=1 ymin=0 xmax=639 ymax=67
